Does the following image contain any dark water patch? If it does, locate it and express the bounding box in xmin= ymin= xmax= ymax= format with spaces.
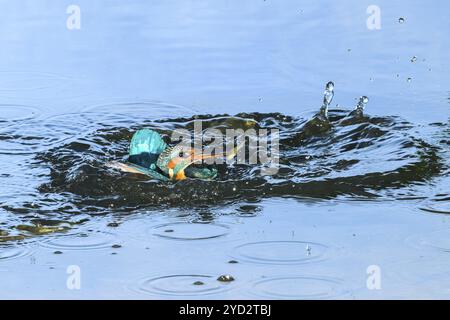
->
xmin=419 ymin=194 xmax=450 ymax=214
xmin=0 ymin=108 xmax=445 ymax=244
xmin=418 ymin=120 xmax=450 ymax=214
xmin=236 ymin=205 xmax=262 ymax=217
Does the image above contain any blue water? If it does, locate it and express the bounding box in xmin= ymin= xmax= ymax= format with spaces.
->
xmin=0 ymin=0 xmax=449 ymax=299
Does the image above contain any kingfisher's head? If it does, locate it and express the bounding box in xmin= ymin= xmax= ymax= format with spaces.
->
xmin=156 ymin=144 xmax=217 ymax=180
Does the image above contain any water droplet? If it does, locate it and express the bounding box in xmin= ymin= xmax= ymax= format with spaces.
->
xmin=407 ymin=77 xmax=412 ymax=83
xmin=353 ymin=96 xmax=369 ymax=114
xmin=411 ymin=56 xmax=417 ymax=63
xmin=348 ymin=96 xmax=369 ymax=118
xmin=250 ymin=276 xmax=346 ymax=299
xmin=151 ymin=222 xmax=230 ymax=241
xmin=193 ymin=281 xmax=205 ymax=286
xmin=112 ymin=244 xmax=121 ymax=249
xmin=398 ymin=17 xmax=405 ymax=24
xmin=320 ymin=81 xmax=335 ymax=118
xmin=306 ymin=244 xmax=311 ymax=256
xmin=325 ymin=81 xmax=334 ymax=93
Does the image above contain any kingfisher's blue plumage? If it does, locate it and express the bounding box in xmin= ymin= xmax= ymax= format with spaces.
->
xmin=127 ymin=129 xmax=217 ymax=181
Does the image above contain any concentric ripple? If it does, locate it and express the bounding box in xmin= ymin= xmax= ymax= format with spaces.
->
xmin=0 ymin=244 xmax=32 ymax=261
xmin=250 ymin=275 xmax=346 ymax=299
xmin=39 ymin=231 xmax=117 ymax=251
xmin=0 ymin=104 xmax=40 ymax=125
xmin=151 ymin=222 xmax=230 ymax=240
xmin=0 ymin=71 xmax=75 ymax=93
xmin=132 ymin=274 xmax=234 ymax=297
xmin=232 ymin=241 xmax=328 ymax=265
xmin=82 ymin=101 xmax=196 ymax=123
xmin=0 ymin=102 xmax=191 ymax=155
xmin=0 ymin=155 xmax=36 ymax=200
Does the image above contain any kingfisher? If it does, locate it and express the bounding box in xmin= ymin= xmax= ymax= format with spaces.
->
xmin=108 ymin=129 xmax=232 ymax=181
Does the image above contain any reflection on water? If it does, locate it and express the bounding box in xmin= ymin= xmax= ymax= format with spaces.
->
xmin=0 ymin=0 xmax=449 ymax=299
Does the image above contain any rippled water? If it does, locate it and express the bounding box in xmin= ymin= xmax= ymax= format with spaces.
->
xmin=0 ymin=0 xmax=449 ymax=299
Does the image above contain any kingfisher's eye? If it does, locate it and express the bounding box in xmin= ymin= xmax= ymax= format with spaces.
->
xmin=178 ymin=150 xmax=190 ymax=158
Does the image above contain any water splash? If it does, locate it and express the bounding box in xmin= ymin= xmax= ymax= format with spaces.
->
xmin=320 ymin=81 xmax=335 ymax=119
xmin=21 ymin=110 xmax=443 ymax=211
xmin=352 ymin=96 xmax=369 ymax=117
